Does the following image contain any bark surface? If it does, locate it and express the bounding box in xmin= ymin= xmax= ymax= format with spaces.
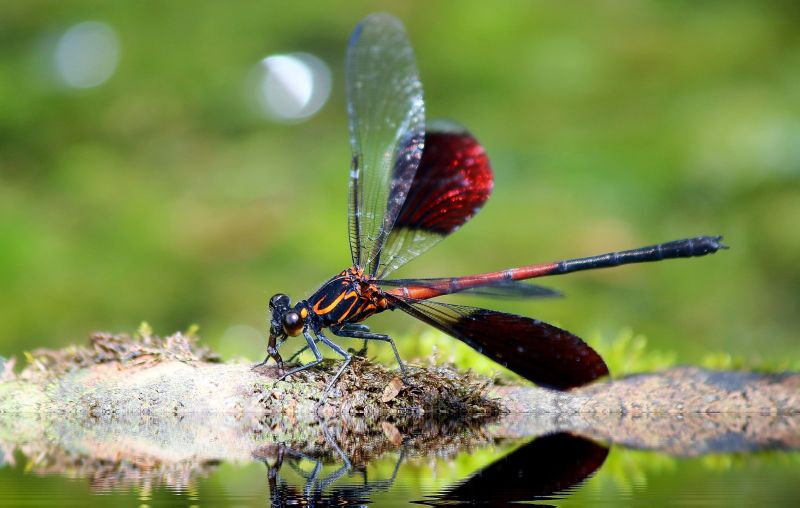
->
xmin=2 ymin=331 xmax=798 ymax=417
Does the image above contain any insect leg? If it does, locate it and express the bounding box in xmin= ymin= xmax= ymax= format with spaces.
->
xmin=286 ymin=337 xmax=320 ymax=363
xmin=336 ymin=323 xmax=371 ymax=356
xmin=331 ymin=325 xmax=410 ymax=382
xmin=284 ymin=325 xmax=363 ymax=363
xmin=338 ymin=323 xmax=370 ymax=332
xmin=253 ymin=333 xmax=287 ymax=370
xmin=316 ymin=330 xmax=352 ymax=393
xmin=252 ymin=356 xmax=270 ymax=369
xmin=278 ymin=329 xmax=323 ymax=381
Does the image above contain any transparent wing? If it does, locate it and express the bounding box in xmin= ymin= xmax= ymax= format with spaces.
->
xmin=375 ymin=121 xmax=493 ymax=278
xmin=346 ymin=13 xmax=425 ymax=274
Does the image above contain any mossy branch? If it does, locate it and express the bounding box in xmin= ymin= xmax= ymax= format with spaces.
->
xmin=1 ymin=331 xmax=798 ymax=419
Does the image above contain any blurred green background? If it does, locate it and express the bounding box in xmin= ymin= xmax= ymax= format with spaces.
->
xmin=1 ymin=0 xmax=798 ymax=370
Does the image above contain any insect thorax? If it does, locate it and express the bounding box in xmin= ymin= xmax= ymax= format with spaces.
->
xmin=308 ymin=266 xmax=388 ymax=326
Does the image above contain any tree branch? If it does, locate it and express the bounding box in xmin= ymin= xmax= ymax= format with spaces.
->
xmin=2 ymin=331 xmax=798 ymax=418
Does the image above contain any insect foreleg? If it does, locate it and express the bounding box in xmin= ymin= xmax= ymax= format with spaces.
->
xmin=278 ymin=329 xmax=323 ymax=381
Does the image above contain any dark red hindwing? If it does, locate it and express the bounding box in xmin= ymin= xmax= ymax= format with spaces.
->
xmin=392 ymin=299 xmax=609 ymax=390
xmin=449 ymin=309 xmax=609 ymax=389
xmin=394 ymin=130 xmax=493 ymax=234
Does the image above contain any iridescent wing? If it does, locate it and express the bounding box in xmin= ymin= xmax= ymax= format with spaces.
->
xmin=375 ymin=121 xmax=494 ymax=278
xmin=346 ymin=13 xmax=425 ymax=275
xmin=388 ymin=296 xmax=609 ymax=390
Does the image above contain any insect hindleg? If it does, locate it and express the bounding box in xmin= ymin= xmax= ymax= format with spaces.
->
xmin=331 ymin=325 xmax=409 ymax=380
xmin=336 ymin=323 xmax=371 ymax=356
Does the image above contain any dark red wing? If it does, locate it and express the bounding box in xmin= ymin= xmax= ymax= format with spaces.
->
xmin=395 ymin=122 xmax=493 ymax=234
xmin=389 ymin=297 xmax=609 ymax=390
xmin=375 ymin=121 xmax=493 ymax=278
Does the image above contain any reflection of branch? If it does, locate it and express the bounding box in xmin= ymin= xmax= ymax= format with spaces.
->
xmin=1 ymin=409 xmax=798 ymax=494
xmin=7 ymin=437 xmax=221 ymax=492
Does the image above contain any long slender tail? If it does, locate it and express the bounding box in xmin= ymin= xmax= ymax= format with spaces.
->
xmin=546 ymin=235 xmax=726 ymax=275
xmin=385 ymin=235 xmax=726 ymax=301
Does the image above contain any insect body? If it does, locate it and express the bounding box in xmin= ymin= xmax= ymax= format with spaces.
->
xmin=308 ymin=267 xmax=388 ymax=327
xmin=256 ymin=14 xmax=725 ymax=392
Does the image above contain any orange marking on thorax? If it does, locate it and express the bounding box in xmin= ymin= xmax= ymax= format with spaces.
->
xmin=336 ymin=291 xmax=363 ymax=322
xmin=313 ymin=289 xmax=358 ymax=315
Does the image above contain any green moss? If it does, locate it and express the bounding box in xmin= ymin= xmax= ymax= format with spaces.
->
xmin=702 ymin=352 xmax=800 ymax=372
xmin=589 ymin=328 xmax=677 ymax=377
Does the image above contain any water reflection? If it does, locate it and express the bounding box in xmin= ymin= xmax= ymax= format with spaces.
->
xmin=257 ymin=442 xmax=404 ymax=506
xmin=0 ymin=412 xmax=797 ymax=505
xmin=421 ymin=432 xmax=608 ymax=506
xmin=257 ymin=432 xmax=609 ymax=507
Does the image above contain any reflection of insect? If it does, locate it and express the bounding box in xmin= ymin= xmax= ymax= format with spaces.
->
xmin=257 ymin=432 xmax=608 ymax=507
xmin=257 ymin=439 xmax=404 ymax=506
xmin=256 ymin=13 xmax=725 ymax=391
xmin=425 ymin=432 xmax=609 ymax=505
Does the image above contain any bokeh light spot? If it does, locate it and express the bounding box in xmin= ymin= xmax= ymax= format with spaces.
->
xmin=54 ymin=21 xmax=120 ymax=89
xmin=255 ymin=53 xmax=331 ymax=122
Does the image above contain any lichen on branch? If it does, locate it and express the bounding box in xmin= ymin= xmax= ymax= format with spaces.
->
xmin=1 ymin=330 xmax=798 ymax=418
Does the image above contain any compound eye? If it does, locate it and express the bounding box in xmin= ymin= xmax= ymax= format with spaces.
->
xmin=282 ymin=311 xmax=303 ymax=336
xmin=269 ymin=293 xmax=290 ymax=311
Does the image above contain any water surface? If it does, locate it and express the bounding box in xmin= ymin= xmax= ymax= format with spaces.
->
xmin=1 ymin=412 xmax=798 ymax=506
